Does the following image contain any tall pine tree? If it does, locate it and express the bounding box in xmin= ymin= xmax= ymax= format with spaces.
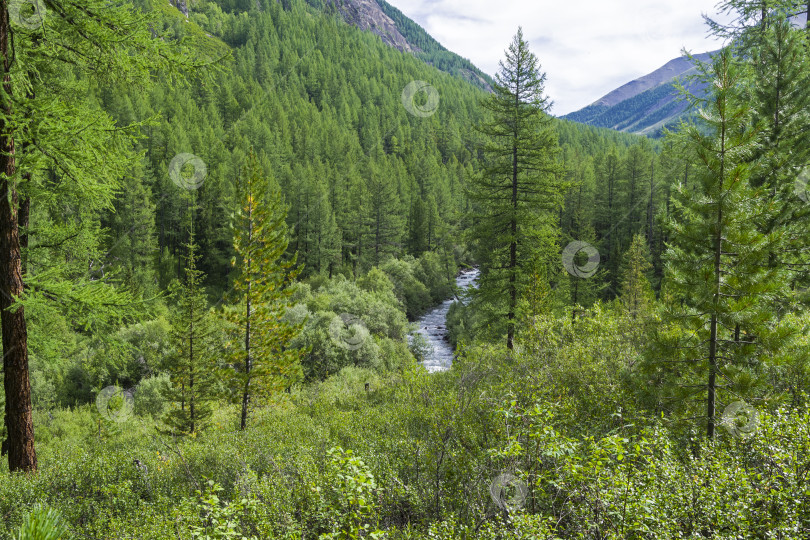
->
xmin=658 ymin=49 xmax=786 ymax=438
xmin=469 ymin=28 xmax=565 ymax=350
xmin=0 ymin=0 xmax=191 ymax=472
xmin=225 ymin=154 xmax=305 ymax=431
xmin=161 ymin=196 xmax=217 ymax=435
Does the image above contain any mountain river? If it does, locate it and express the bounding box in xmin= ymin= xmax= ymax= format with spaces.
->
xmin=413 ymin=268 xmax=479 ymax=372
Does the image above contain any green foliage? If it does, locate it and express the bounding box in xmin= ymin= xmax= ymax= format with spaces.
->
xmin=371 ymin=0 xmax=494 ymax=90
xmin=290 ymin=276 xmax=412 ymax=380
xmin=134 ymin=373 xmax=171 ymax=417
xmin=468 ymin=28 xmax=566 ymax=349
xmin=162 ymin=203 xmax=219 ymax=435
xmin=224 ymin=154 xmax=306 ymax=429
xmin=312 ymin=447 xmax=384 ymax=539
xmin=0 ymin=324 xmax=807 ymax=538
xmin=747 ymin=15 xmax=810 ymax=309
xmin=619 ymin=234 xmax=655 ymax=319
xmin=4 ymin=0 xmax=810 ymax=538
xmin=656 ymin=48 xmax=790 ymax=437
xmin=380 ymin=258 xmax=432 ymax=320
xmin=177 ymin=480 xmax=258 ymax=540
xmin=14 ymin=505 xmax=70 ymax=540
xmin=356 ymin=267 xmax=395 ymax=295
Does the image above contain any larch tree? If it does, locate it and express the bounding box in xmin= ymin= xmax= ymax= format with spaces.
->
xmin=747 ymin=16 xmax=810 ymax=308
xmin=407 ymin=197 xmax=428 ymax=257
xmin=0 ymin=0 xmax=192 ymax=472
xmin=468 ymin=27 xmax=565 ymax=350
xmin=162 ymin=196 xmax=218 ymax=435
xmin=226 ymin=154 xmax=305 ymax=431
xmin=620 ymin=234 xmax=655 ymax=320
xmin=659 ymin=49 xmax=786 ymax=438
xmin=366 ymin=162 xmax=403 ymax=267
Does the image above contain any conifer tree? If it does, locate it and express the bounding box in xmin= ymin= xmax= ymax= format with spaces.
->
xmin=318 ymin=202 xmax=342 ymax=277
xmin=345 ymin=176 xmax=370 ymax=275
xmin=747 ymin=16 xmax=810 ymax=305
xmin=659 ymin=49 xmax=786 ymax=438
xmin=594 ymin=151 xmax=622 ymax=295
xmin=620 ymin=234 xmax=654 ymax=319
xmin=162 ymin=197 xmax=217 ymax=435
xmin=226 ymin=154 xmax=305 ymax=431
xmin=623 ymin=144 xmax=648 ymax=241
xmin=425 ymin=195 xmax=441 ymax=252
xmin=366 ymin=163 xmax=404 ymax=266
xmin=469 ymin=28 xmax=565 ymax=350
xmin=0 ymin=0 xmax=191 ymax=472
xmin=407 ymin=197 xmax=428 ymax=256
xmin=106 ymin=168 xmax=159 ymax=298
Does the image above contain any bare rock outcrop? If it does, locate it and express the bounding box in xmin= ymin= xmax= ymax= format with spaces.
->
xmin=327 ymin=0 xmax=418 ymax=53
xmin=169 ymin=0 xmax=189 ymax=18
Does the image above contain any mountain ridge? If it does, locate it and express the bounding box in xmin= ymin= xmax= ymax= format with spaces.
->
xmin=325 ymin=0 xmax=416 ymax=52
xmin=563 ymin=51 xmax=716 ymax=137
xmin=316 ymin=0 xmax=493 ymax=89
xmin=592 ymin=51 xmax=715 ymax=108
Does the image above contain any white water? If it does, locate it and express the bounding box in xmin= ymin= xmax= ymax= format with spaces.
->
xmin=414 ymin=268 xmax=479 ymax=372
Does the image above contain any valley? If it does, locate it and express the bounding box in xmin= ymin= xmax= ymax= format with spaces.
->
xmin=1 ymin=0 xmax=809 ymax=538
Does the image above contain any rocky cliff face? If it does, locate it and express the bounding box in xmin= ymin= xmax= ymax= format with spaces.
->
xmin=169 ymin=0 xmax=189 ymax=18
xmin=327 ymin=0 xmax=417 ymax=53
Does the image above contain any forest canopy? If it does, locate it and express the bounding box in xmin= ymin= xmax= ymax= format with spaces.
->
xmin=1 ymin=0 xmax=809 ymax=538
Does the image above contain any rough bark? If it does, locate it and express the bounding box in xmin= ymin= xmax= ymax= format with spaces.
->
xmin=0 ymin=1 xmax=36 ymax=472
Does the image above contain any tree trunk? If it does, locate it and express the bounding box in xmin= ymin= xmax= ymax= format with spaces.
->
xmin=507 ymin=123 xmax=518 ymax=352
xmin=189 ymin=308 xmax=195 ymax=434
xmin=708 ymin=202 xmax=722 ymax=439
xmin=647 ymin=160 xmax=655 ymax=251
xmin=0 ymin=0 xmax=36 ymax=473
xmin=708 ymin=116 xmax=727 ymax=440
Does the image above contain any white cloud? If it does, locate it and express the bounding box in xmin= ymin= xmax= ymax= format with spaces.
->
xmin=386 ymin=0 xmax=731 ymax=114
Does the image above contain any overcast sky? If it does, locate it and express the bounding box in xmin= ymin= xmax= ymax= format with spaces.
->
xmin=385 ymin=0 xmax=732 ymax=115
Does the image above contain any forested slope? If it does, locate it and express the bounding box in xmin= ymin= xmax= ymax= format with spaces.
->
xmin=104 ymin=0 xmax=648 ymax=299
xmin=4 ymin=0 xmax=808 ymax=538
xmin=7 ymin=0 xmax=650 ymax=429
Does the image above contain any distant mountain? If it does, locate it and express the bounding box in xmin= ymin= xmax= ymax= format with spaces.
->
xmin=563 ymin=51 xmax=717 ymax=137
xmin=566 ymin=12 xmax=810 ymax=137
xmin=313 ymin=0 xmax=493 ymax=90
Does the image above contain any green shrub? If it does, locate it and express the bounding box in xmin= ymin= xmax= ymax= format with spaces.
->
xmin=357 ymin=267 xmax=395 ymax=295
xmin=134 ymin=373 xmax=171 ymax=417
xmin=14 ymin=506 xmax=70 ymax=540
xmin=415 ymin=252 xmax=454 ymax=303
xmin=176 ymin=479 xmax=257 ymax=540
xmin=311 ymin=447 xmax=384 ymax=539
xmin=381 ymin=258 xmax=432 ymax=320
